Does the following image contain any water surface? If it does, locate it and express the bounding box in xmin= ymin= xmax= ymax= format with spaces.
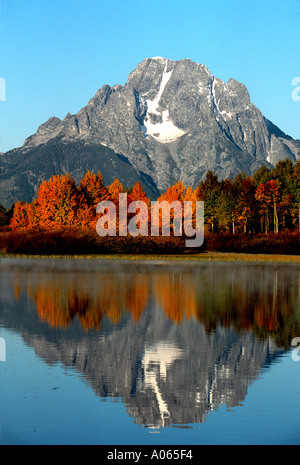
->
xmin=0 ymin=257 xmax=299 ymax=445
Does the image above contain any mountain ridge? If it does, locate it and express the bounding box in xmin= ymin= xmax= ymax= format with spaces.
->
xmin=1 ymin=57 xmax=299 ymax=207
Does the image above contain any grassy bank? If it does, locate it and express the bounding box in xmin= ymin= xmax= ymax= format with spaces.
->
xmin=1 ymin=251 xmax=300 ymax=264
xmin=0 ymin=227 xmax=299 ymax=262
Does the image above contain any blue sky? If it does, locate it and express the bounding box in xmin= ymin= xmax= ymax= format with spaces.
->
xmin=0 ymin=0 xmax=299 ymax=153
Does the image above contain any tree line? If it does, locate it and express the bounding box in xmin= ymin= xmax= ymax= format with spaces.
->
xmin=2 ymin=158 xmax=299 ymax=235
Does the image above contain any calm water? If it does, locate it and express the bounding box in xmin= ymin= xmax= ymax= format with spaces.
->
xmin=0 ymin=257 xmax=300 ymax=445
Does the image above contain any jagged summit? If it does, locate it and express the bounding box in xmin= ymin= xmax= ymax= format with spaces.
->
xmin=1 ymin=57 xmax=299 ymax=207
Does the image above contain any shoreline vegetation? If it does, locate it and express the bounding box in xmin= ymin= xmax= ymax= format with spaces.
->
xmin=0 ymin=160 xmax=299 ymax=259
xmin=1 ymin=251 xmax=300 ymax=264
xmin=0 ymin=229 xmax=299 ymax=263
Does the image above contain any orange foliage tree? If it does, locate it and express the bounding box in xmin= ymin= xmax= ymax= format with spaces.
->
xmin=107 ymin=178 xmax=124 ymax=203
xmin=77 ymin=171 xmax=109 ymax=228
xmin=127 ymin=182 xmax=150 ymax=235
xmin=10 ymin=201 xmax=35 ymax=230
xmin=255 ymin=179 xmax=281 ymax=233
xmin=8 ymin=160 xmax=300 ymax=236
xmin=154 ymin=180 xmax=185 ymax=235
xmin=156 ymin=180 xmax=201 ymax=235
xmin=33 ymin=173 xmax=80 ymax=229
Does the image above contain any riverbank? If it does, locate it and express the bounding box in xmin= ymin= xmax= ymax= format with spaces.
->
xmin=1 ymin=251 xmax=300 ymax=264
xmin=1 ymin=228 xmax=299 ymax=258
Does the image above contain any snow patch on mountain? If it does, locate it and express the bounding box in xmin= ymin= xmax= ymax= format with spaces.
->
xmin=141 ymin=59 xmax=186 ymax=143
xmin=142 ymin=109 xmax=186 ymax=143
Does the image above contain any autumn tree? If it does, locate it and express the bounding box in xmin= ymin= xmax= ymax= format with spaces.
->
xmin=290 ymin=160 xmax=300 ymax=230
xmin=184 ymin=185 xmax=201 ymax=229
xmin=105 ymin=179 xmax=124 ymax=232
xmin=7 ymin=161 xmax=300 ymax=240
xmin=10 ymin=201 xmax=39 ymax=230
xmin=34 ymin=173 xmax=79 ymax=229
xmin=255 ymin=179 xmax=281 ymax=233
xmin=10 ymin=202 xmax=31 ymax=229
xmin=127 ymin=182 xmax=150 ymax=236
xmin=159 ymin=180 xmax=186 ymax=203
xmin=269 ymin=159 xmax=294 ymax=228
xmin=77 ymin=171 xmax=109 ymax=228
xmin=79 ymin=171 xmax=109 ymax=207
xmin=107 ymin=179 xmax=124 ymax=203
xmin=128 ymin=182 xmax=150 ymax=205
xmin=155 ymin=180 xmax=186 ymax=235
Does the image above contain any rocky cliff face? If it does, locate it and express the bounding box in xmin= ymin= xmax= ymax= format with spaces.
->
xmin=1 ymin=57 xmax=299 ymax=207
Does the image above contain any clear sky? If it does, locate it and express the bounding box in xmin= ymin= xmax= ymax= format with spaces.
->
xmin=0 ymin=0 xmax=299 ymax=153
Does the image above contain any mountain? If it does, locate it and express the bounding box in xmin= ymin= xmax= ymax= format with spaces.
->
xmin=1 ymin=57 xmax=299 ymax=208
xmin=0 ymin=258 xmax=286 ymax=428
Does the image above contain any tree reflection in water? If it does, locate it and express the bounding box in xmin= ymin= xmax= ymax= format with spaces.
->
xmin=3 ymin=260 xmax=300 ymax=429
xmin=13 ymin=264 xmax=300 ymax=347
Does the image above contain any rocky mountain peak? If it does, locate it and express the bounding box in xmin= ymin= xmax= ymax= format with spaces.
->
xmin=0 ymin=57 xmax=299 ymax=207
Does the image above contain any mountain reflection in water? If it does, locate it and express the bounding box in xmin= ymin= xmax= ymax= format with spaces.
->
xmin=1 ymin=258 xmax=299 ymax=429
